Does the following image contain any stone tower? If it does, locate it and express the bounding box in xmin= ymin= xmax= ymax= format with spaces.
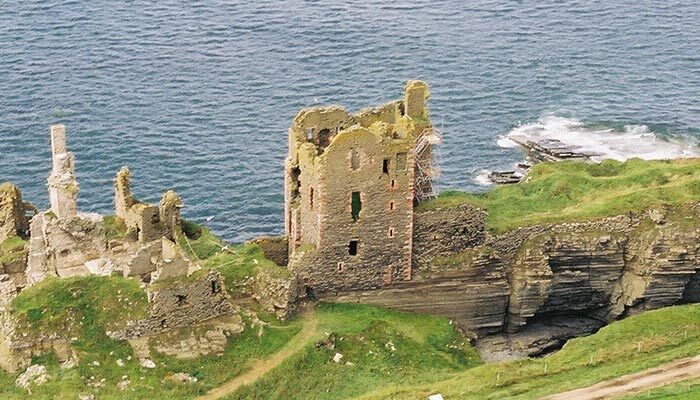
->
xmin=285 ymin=81 xmax=433 ymax=296
xmin=47 ymin=125 xmax=78 ymax=219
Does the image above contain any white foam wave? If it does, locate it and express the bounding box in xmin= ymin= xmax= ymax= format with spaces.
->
xmin=473 ymin=169 xmax=493 ymax=186
xmin=501 ymin=116 xmax=700 ymax=162
xmin=496 ymin=135 xmax=519 ymax=148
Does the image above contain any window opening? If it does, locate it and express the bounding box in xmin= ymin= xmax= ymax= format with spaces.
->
xmin=348 ymin=240 xmax=358 ymax=256
xmin=351 ymin=191 xmax=361 ymax=221
xmin=388 ymin=228 xmax=395 ymax=238
xmin=337 ymin=262 xmax=344 ymax=272
xmin=318 ymin=128 xmax=331 ymax=149
xmin=382 ymin=159 xmax=390 ymax=174
xmin=309 ymin=187 xmax=314 ymax=210
xmin=389 ymin=201 xmax=395 ymax=210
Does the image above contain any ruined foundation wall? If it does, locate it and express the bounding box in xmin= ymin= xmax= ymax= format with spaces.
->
xmin=111 ymin=271 xmax=235 ymax=340
xmin=412 ymin=203 xmax=487 ymax=271
xmin=248 ymin=236 xmax=289 ymax=267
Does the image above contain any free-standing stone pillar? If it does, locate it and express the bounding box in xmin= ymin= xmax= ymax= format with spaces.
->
xmin=47 ymin=124 xmax=78 ymax=219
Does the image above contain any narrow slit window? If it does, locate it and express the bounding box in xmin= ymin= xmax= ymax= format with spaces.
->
xmin=382 ymin=159 xmax=390 ymax=174
xmin=390 ymin=179 xmax=396 ymax=189
xmin=337 ymin=262 xmax=344 ymax=272
xmin=388 ymin=228 xmax=395 ymax=238
xmin=351 ymin=191 xmax=361 ymax=221
xmin=389 ymin=201 xmax=395 ymax=210
xmin=348 ymin=240 xmax=358 ymax=256
xmin=309 ymin=187 xmax=314 ymax=210
xmin=396 ymin=153 xmax=407 ymax=171
xmin=351 ymin=149 xmax=360 ymax=170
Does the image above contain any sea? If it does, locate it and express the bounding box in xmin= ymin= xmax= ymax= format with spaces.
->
xmin=1 ymin=1 xmax=699 ymax=242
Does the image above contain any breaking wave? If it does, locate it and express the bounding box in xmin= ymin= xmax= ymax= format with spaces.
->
xmin=498 ymin=116 xmax=700 ymax=162
xmin=473 ymin=169 xmax=493 ymax=186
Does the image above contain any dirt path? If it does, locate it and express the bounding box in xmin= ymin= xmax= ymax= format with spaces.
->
xmin=196 ymin=307 xmax=320 ymax=400
xmin=541 ymin=355 xmax=700 ymax=400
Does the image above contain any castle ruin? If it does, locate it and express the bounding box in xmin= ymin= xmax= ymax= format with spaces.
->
xmin=285 ymin=81 xmax=441 ymax=295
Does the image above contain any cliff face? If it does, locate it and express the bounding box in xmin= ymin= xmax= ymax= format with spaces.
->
xmin=326 ymin=202 xmax=699 ymax=357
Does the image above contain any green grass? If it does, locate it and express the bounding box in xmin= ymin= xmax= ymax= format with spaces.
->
xmin=0 ymin=235 xmax=28 ymax=266
xmin=417 ymin=158 xmax=700 ymax=233
xmin=103 ymin=215 xmax=127 ymax=242
xmin=226 ymin=303 xmax=480 ymax=400
xmin=2 ymin=273 xmax=302 ymax=399
xmin=12 ymin=275 xmax=149 ymax=335
xmin=178 ymin=220 xmax=289 ymax=295
xmin=358 ymin=304 xmax=700 ymax=400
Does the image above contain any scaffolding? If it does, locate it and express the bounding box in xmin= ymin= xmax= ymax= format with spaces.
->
xmin=414 ymin=125 xmax=442 ymax=202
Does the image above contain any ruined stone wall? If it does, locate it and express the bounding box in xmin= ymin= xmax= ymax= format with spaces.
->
xmin=26 ymin=212 xmax=109 ymax=285
xmin=114 ymin=166 xmax=182 ymax=244
xmin=252 ymin=267 xmax=300 ymax=319
xmin=412 ymin=203 xmax=487 ymax=271
xmin=0 ymin=183 xmax=33 ymax=243
xmin=248 ymin=236 xmax=289 ymax=267
xmin=0 ymin=313 xmax=76 ymax=373
xmin=47 ymin=125 xmax=78 ymax=219
xmin=111 ymin=271 xmax=235 ymax=340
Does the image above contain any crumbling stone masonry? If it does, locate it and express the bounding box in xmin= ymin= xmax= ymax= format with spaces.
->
xmin=47 ymin=125 xmax=78 ymax=219
xmin=26 ymin=126 xmax=113 ymax=285
xmin=110 ymin=270 xmax=237 ymax=340
xmin=114 ymin=166 xmax=182 ymax=243
xmin=286 ymin=81 xmax=438 ymax=295
xmin=0 ymin=183 xmax=35 ymax=243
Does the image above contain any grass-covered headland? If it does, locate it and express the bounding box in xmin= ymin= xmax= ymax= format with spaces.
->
xmin=0 ymin=157 xmax=698 ymax=398
xmin=418 ymin=158 xmax=700 ymax=233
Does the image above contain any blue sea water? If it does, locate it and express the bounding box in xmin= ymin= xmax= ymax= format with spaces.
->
xmin=1 ymin=1 xmax=699 ymax=242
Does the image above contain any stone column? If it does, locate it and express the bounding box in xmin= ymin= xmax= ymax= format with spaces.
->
xmin=47 ymin=125 xmax=78 ymax=219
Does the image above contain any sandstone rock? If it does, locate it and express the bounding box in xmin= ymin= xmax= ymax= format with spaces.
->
xmin=140 ymin=359 xmax=156 ymax=369
xmin=252 ymin=267 xmax=300 ymax=319
xmin=0 ymin=274 xmax=18 ymax=312
xmin=26 ymin=212 xmax=110 ymax=286
xmin=151 ymin=238 xmax=189 ymax=282
xmin=0 ymin=182 xmax=34 ymax=243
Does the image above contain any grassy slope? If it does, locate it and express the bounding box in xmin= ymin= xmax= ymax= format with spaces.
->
xmin=0 ymin=222 xmax=301 ymax=399
xmin=178 ymin=220 xmax=287 ymax=296
xmin=357 ymin=304 xmax=700 ymax=400
xmin=417 ymin=158 xmax=700 ymax=233
xmin=226 ymin=303 xmax=480 ymax=400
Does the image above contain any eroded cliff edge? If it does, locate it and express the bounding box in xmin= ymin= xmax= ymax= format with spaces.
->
xmin=327 ymin=201 xmax=699 ymax=359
